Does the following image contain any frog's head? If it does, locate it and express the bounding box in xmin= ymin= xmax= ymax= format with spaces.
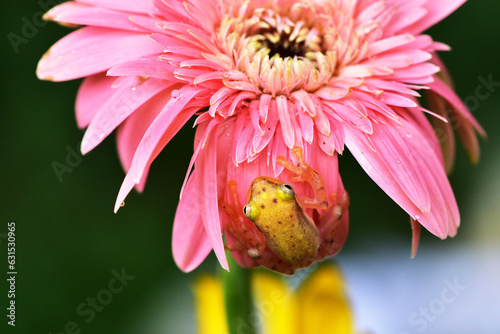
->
xmin=243 ymin=176 xmax=296 ymax=222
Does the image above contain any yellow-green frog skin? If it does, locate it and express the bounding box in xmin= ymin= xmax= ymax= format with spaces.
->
xmin=243 ymin=176 xmax=320 ymax=267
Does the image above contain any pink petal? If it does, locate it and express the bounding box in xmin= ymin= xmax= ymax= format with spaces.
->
xmin=270 ymin=125 xmax=287 ymax=175
xmin=276 ymin=96 xmax=295 ymax=149
xmin=234 ymin=117 xmax=254 ymax=164
xmin=356 ymin=1 xmax=387 ymax=23
xmin=406 ymin=113 xmax=461 ymax=234
xmin=252 ymin=106 xmax=279 ymax=154
xmin=114 ymin=85 xmax=205 ymax=212
xmin=455 ymin=117 xmax=481 ymax=165
xmin=76 ymin=0 xmax=155 ymax=14
xmin=386 ymin=63 xmax=440 ymax=81
xmin=249 ymin=100 xmax=264 ymax=135
xmin=428 ymin=77 xmax=486 ymax=136
xmin=297 ymin=110 xmax=314 ymax=144
xmin=426 ymin=94 xmax=456 ymax=173
xmin=116 ymin=88 xmax=174 ymax=191
xmin=406 ymin=0 xmax=467 ymax=35
xmin=107 ymin=56 xmax=177 ymax=81
xmin=343 ymin=117 xmax=456 ymax=238
xmin=172 ymin=171 xmax=213 ymax=272
xmin=383 ymin=6 xmax=427 ymax=36
xmin=369 ymin=121 xmax=431 ymax=213
xmin=410 ymin=217 xmax=421 ymax=258
xmin=259 ymin=94 xmax=272 ymax=122
xmin=366 ymin=49 xmax=432 ymax=69
xmin=198 ymin=125 xmax=228 ymax=271
xmin=366 ymin=34 xmax=415 ymax=58
xmin=180 ymin=117 xmax=221 ymax=198
xmin=81 ymin=77 xmax=174 ymax=154
xmin=45 ymin=1 xmax=151 ymax=32
xmin=292 ymin=90 xmax=317 ymax=116
xmin=37 ymin=27 xmax=164 ymax=81
xmin=75 ymin=72 xmax=117 ymax=129
xmin=379 ymin=92 xmax=418 ymax=108
xmin=313 ymin=101 xmax=332 ymax=137
xmin=324 ymin=101 xmax=373 ymax=134
xmin=364 ymin=79 xmax=422 ymax=97
xmin=315 ymin=86 xmax=352 ymax=101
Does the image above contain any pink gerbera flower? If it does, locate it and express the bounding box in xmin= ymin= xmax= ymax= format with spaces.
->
xmin=38 ymin=0 xmax=483 ymax=272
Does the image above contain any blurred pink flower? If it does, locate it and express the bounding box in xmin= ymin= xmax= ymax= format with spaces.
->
xmin=38 ymin=0 xmax=483 ymax=272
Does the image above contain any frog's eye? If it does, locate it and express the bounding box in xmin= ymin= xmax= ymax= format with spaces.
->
xmin=243 ymin=201 xmax=258 ymax=220
xmin=278 ymin=183 xmax=295 ymax=200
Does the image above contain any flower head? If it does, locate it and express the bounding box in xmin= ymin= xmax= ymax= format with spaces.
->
xmin=38 ymin=0 xmax=483 ymax=272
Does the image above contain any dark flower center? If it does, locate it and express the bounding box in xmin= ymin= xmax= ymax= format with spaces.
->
xmin=262 ymin=29 xmax=307 ymax=59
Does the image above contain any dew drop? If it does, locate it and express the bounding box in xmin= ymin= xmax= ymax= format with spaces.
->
xmin=414 ymin=215 xmax=421 ymax=220
xmin=171 ymin=90 xmax=181 ymax=99
xmin=395 ymin=159 xmax=401 ymax=163
xmin=131 ymin=87 xmax=136 ymax=91
xmin=405 ymin=133 xmax=412 ymax=138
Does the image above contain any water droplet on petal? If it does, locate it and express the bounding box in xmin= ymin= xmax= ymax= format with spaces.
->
xmin=405 ymin=133 xmax=412 ymax=138
xmin=131 ymin=87 xmax=136 ymax=91
xmin=414 ymin=215 xmax=421 ymax=220
xmin=171 ymin=90 xmax=181 ymax=99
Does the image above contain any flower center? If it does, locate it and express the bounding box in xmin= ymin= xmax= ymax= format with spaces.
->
xmin=218 ymin=4 xmax=339 ymax=96
xmin=261 ymin=26 xmax=308 ymax=59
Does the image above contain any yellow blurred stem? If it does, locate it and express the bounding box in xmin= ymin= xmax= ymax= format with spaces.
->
xmin=297 ymin=265 xmax=354 ymax=334
xmin=252 ymin=272 xmax=298 ymax=334
xmin=194 ymin=275 xmax=229 ymax=334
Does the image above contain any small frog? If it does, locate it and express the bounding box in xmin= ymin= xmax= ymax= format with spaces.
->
xmin=221 ymin=147 xmax=349 ymax=274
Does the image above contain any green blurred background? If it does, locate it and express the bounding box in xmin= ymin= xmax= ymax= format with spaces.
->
xmin=1 ymin=1 xmax=499 ymax=333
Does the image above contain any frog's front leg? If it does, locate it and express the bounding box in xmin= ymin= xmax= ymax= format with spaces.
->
xmin=220 ymin=180 xmax=266 ymax=254
xmin=276 ymin=147 xmax=329 ymax=211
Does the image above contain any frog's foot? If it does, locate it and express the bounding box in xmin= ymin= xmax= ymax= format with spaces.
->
xmin=225 ymin=242 xmax=296 ymax=274
xmin=220 ymin=180 xmax=266 ymax=254
xmin=277 ymin=146 xmax=328 ymax=211
xmin=250 ymin=249 xmax=296 ymax=275
xmin=317 ymin=191 xmax=350 ymax=258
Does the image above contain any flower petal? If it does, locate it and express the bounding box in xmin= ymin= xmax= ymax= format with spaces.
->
xmin=37 ymin=27 xmax=164 ymax=81
xmin=114 ymin=85 xmax=206 ymax=212
xmin=369 ymin=121 xmax=432 ymax=213
xmin=276 ymin=96 xmax=295 ymax=149
xmin=198 ymin=125 xmax=228 ymax=271
xmin=428 ymin=77 xmax=486 ymax=136
xmin=172 ymin=171 xmax=213 ymax=272
xmin=344 ymin=117 xmax=455 ymax=238
xmin=45 ymin=1 xmax=151 ymax=32
xmin=116 ymin=86 xmax=175 ymax=191
xmin=76 ymin=0 xmax=155 ymax=14
xmin=406 ymin=0 xmax=467 ymax=35
xmin=75 ymin=72 xmax=117 ymax=129
xmin=81 ymin=77 xmax=174 ymax=154
xmin=107 ymin=56 xmax=177 ymax=81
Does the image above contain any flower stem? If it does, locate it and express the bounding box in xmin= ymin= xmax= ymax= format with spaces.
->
xmin=221 ymin=252 xmax=256 ymax=334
